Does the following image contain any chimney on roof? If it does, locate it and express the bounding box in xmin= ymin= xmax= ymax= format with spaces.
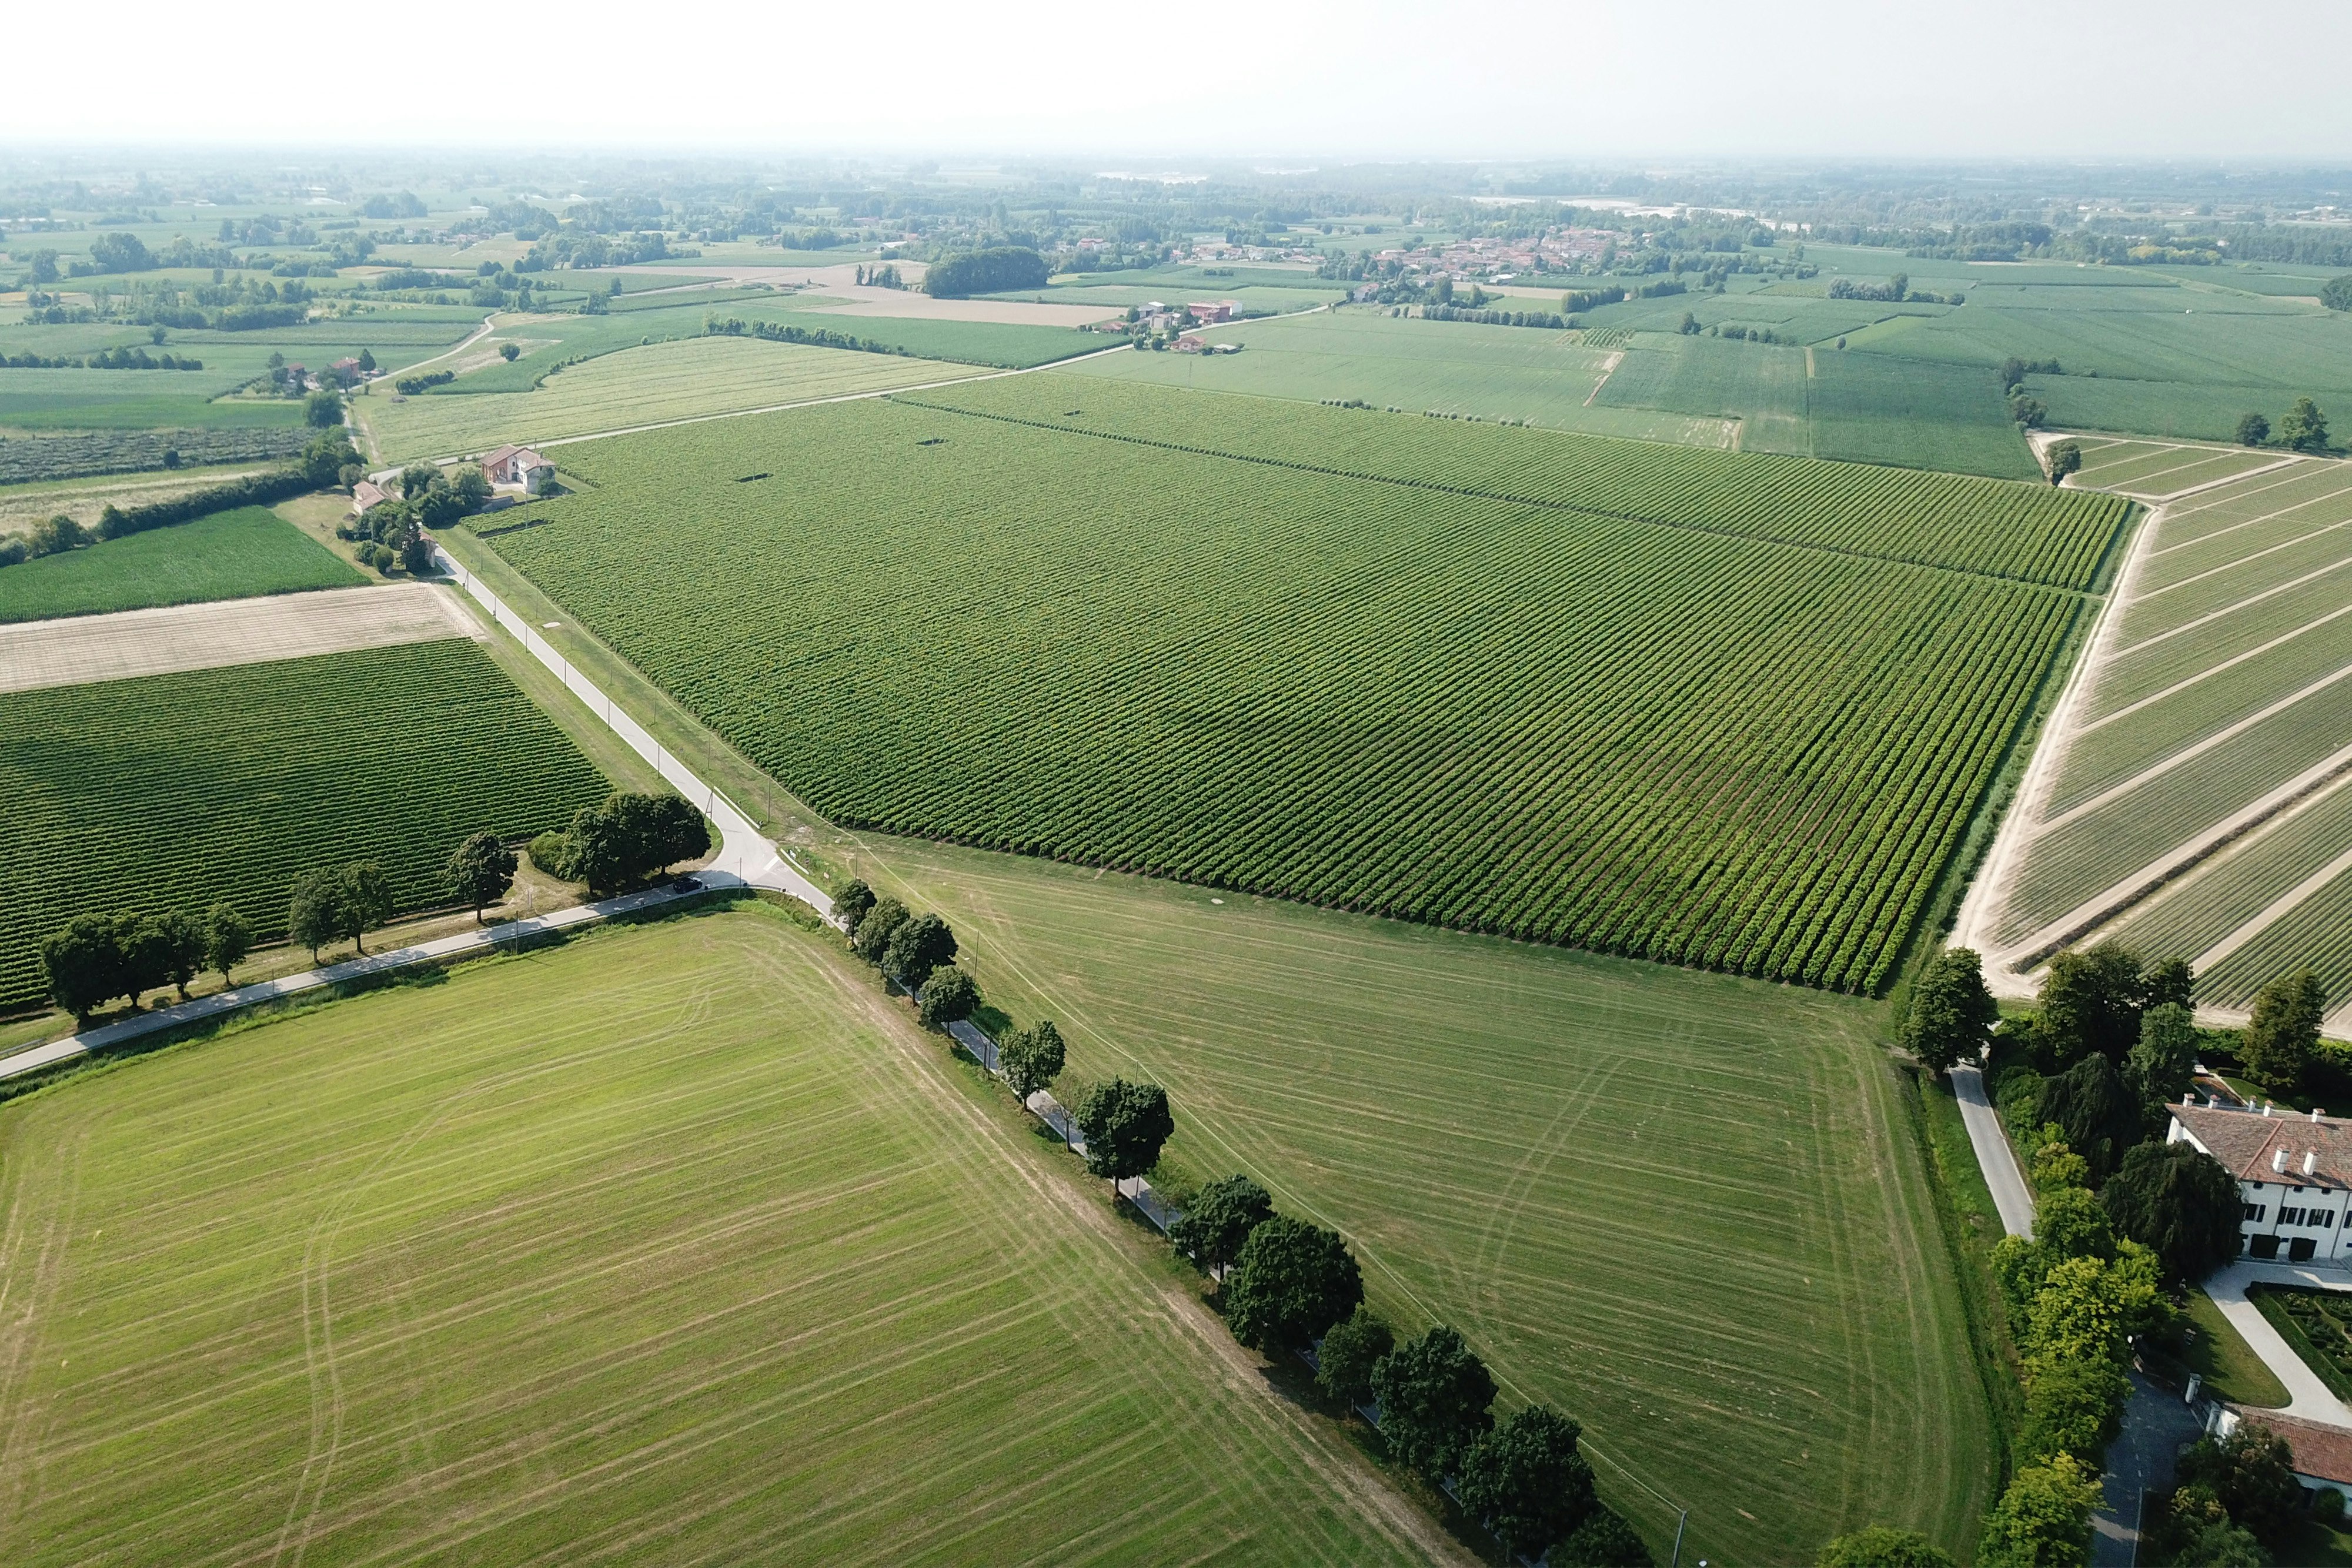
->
xmin=2266 ymin=1102 xmax=2276 ymax=1116
xmin=2308 ymin=1151 xmax=2320 ymax=1176
xmin=2316 ymin=1108 xmax=2327 ymax=1124
xmin=2276 ymin=1148 xmax=2290 ymax=1172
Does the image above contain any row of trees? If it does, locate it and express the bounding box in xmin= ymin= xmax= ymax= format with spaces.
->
xmin=830 ymin=877 xmax=1649 ymax=1565
xmin=2236 ymin=399 xmax=2330 ymax=453
xmin=41 ymin=906 xmax=252 ymax=1021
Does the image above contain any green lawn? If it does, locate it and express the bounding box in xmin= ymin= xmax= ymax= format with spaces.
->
xmin=848 ymin=833 xmax=1998 ymax=1566
xmin=0 ymin=506 xmax=363 ymax=623
xmin=0 ymin=638 xmax=608 ymax=1010
xmin=360 ymin=334 xmax=991 ymax=459
xmin=0 ymin=908 xmax=1447 ymax=1567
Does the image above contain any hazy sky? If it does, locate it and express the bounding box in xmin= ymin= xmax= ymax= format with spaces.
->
xmin=11 ymin=1 xmax=2347 ymax=161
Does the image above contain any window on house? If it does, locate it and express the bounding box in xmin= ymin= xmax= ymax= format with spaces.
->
xmin=2247 ymin=1203 xmax=2269 ymax=1221
xmin=2283 ymin=1208 xmax=2306 ymax=1226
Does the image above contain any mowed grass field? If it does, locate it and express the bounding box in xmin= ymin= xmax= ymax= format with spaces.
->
xmin=0 ymin=507 xmax=364 ymax=623
xmin=0 ymin=910 xmax=1453 ymax=1567
xmin=358 ymin=335 xmax=994 ymax=460
xmin=0 ymin=638 xmax=607 ymax=1010
xmin=850 ymin=833 xmax=1996 ymax=1566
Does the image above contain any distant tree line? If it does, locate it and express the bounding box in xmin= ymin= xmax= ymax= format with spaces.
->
xmin=395 ymin=369 xmax=456 ymax=395
xmin=41 ymin=905 xmax=250 ymax=1021
xmin=0 ymin=346 xmax=202 ymax=370
xmin=0 ymin=430 xmax=358 ymax=571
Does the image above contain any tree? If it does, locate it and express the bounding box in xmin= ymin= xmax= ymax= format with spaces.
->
xmin=1903 ymin=948 xmax=2000 ymax=1074
xmin=921 ymin=246 xmax=1049 ymax=297
xmin=1458 ymin=1404 xmax=1596 ymax=1560
xmin=2125 ymin=1001 xmax=2200 ymax=1114
xmin=881 ymin=911 xmax=957 ymax=989
xmin=500 ymin=343 xmax=521 ymax=361
xmin=41 ymin=915 xmax=125 ymax=1022
xmin=2280 ymin=397 xmax=2331 ymax=453
xmin=566 ymin=792 xmax=712 ymax=895
xmin=446 ymin=833 xmax=518 ymax=922
xmin=2034 ymin=942 xmax=2146 ymax=1067
xmin=305 ymin=390 xmax=343 ymax=429
xmin=833 ymin=878 xmax=877 ymax=941
xmin=2036 ymin=1054 xmax=2143 ymax=1183
xmin=338 ymin=861 xmax=393 ymax=954
xmin=300 ymin=431 xmax=360 ymax=487
xmin=29 ymin=514 xmax=88 ymax=557
xmin=2144 ymin=958 xmax=2195 ymax=1012
xmin=1977 ymin=1455 xmax=2101 ymax=1568
xmin=150 ymin=909 xmax=205 ymax=999
xmin=356 ymin=348 xmax=376 ymax=373
xmin=1225 ymin=1215 xmax=1364 ymax=1350
xmin=2177 ymin=1427 xmax=2305 ymax=1549
xmin=1167 ymin=1174 xmax=1274 ymax=1278
xmin=1314 ymin=1305 xmax=1392 ymax=1408
xmin=852 ymin=897 xmax=908 ymax=964
xmin=2046 ymin=440 xmax=2082 ymax=485
xmin=2236 ymin=412 xmax=2271 ymax=447
xmin=1556 ymin=1509 xmax=1656 ymax=1567
xmin=287 ymin=868 xmax=343 ymax=962
xmin=1819 ymin=1527 xmax=1957 ymax=1568
xmin=1371 ymin=1324 xmax=1496 ymax=1480
xmin=449 ymin=465 xmax=492 ymax=510
xmin=2036 ymin=1183 xmax=2117 ymax=1263
xmin=917 ymin=964 xmax=978 ymax=1028
xmin=2017 ymin=1354 xmax=2128 ymax=1467
xmin=28 ymin=249 xmax=59 ymax=284
xmin=203 ymin=902 xmax=250 ymax=983
xmin=2326 ymin=276 xmax=2352 ymax=313
xmin=1074 ymin=1078 xmax=1173 ymax=1188
xmin=399 ymin=462 xmax=441 ymax=500
xmin=999 ymin=1019 xmax=1066 ymax=1102
xmin=2103 ymin=1139 xmax=2241 ymax=1283
xmin=400 ymin=534 xmax=435 ymax=576
xmin=2242 ymin=971 xmax=2325 ymax=1091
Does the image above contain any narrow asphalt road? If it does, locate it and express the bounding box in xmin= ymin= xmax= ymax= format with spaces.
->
xmin=1952 ymin=1064 xmax=2036 ymax=1238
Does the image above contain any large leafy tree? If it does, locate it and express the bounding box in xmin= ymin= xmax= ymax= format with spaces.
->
xmin=2125 ymin=1002 xmax=2200 ymax=1115
xmin=2241 ymin=971 xmax=2326 ymax=1091
xmin=999 ymin=1019 xmax=1066 ymax=1103
xmin=149 ymin=909 xmax=205 ymax=999
xmin=337 ymin=862 xmax=393 ymax=954
xmin=41 ymin=914 xmax=123 ymax=1022
xmin=2034 ymin=942 xmax=2146 ymax=1068
xmin=1556 ymin=1510 xmax=1655 ymax=1566
xmin=882 ymin=912 xmax=958 ymax=990
xmin=2017 ymin=1355 xmax=2129 ymax=1469
xmin=1818 ymin=1527 xmax=1957 ymax=1568
xmin=1073 ymin=1079 xmax=1173 ymax=1188
xmin=916 ymin=964 xmax=978 ymax=1028
xmin=1371 ymin=1324 xmax=1496 ymax=1480
xmin=2035 ymin=1054 xmax=2143 ymax=1184
xmin=446 ymin=833 xmax=518 ymax=922
xmin=287 ymin=869 xmax=344 ymax=962
xmin=852 ymin=898 xmax=908 ymax=965
xmin=2177 ymin=1427 xmax=2305 ymax=1549
xmin=566 ymin=792 xmax=712 ymax=897
xmin=1977 ymin=1455 xmax=2101 ymax=1568
xmin=1457 ymin=1404 xmax=1596 ymax=1560
xmin=202 ymin=902 xmax=250 ymax=984
xmin=1224 ymin=1215 xmax=1363 ymax=1351
xmin=2280 ymin=396 xmax=2331 ymax=453
xmin=1168 ymin=1174 xmax=1274 ymax=1278
xmin=1903 ymin=948 xmax=2000 ymax=1074
xmin=832 ymin=878 xmax=877 ymax=941
xmin=1314 ymin=1305 xmax=1392 ymax=1408
xmin=2102 ymin=1141 xmax=2243 ymax=1284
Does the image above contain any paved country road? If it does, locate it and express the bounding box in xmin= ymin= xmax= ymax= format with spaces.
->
xmin=1952 ymin=1064 xmax=2036 ymax=1237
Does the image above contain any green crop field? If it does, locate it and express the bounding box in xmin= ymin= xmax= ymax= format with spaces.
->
xmin=0 ymin=367 xmax=309 ymax=432
xmin=0 ymin=637 xmax=607 ymax=1010
xmin=0 ymin=506 xmax=363 ymax=623
xmin=0 ymin=910 xmax=1444 ymax=1566
xmin=849 ymin=832 xmax=1997 ymax=1566
xmin=490 ymin=382 xmax=2127 ymax=992
xmin=1064 ymin=309 xmax=1725 ymax=443
xmin=360 ymin=335 xmax=993 ymax=459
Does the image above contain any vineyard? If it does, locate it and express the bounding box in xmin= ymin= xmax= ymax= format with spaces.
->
xmin=504 ymin=393 xmax=2102 ymax=992
xmin=0 ymin=426 xmax=313 ymax=486
xmin=0 ymin=638 xmax=607 ymax=1010
xmin=894 ymin=376 xmax=2134 ymax=589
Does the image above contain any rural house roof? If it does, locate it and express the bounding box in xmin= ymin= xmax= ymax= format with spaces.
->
xmin=2173 ymin=1102 xmax=2352 ymax=1192
xmin=350 ymin=480 xmax=387 ymax=511
xmin=2240 ymin=1412 xmax=2352 ymax=1487
xmin=480 ymin=443 xmax=523 ymax=469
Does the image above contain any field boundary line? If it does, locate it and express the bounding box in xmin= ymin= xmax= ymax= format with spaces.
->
xmin=893 ymin=395 xmax=2112 ymax=594
xmin=2153 ymin=473 xmax=2352 ymax=555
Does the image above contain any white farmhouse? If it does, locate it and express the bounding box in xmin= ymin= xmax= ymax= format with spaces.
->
xmin=480 ymin=443 xmax=555 ymax=495
xmin=2167 ymin=1099 xmax=2352 ymax=1264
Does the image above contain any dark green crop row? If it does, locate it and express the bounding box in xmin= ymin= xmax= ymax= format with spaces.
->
xmin=0 ymin=638 xmax=609 ymax=1010
xmin=503 ymin=394 xmax=2089 ymax=992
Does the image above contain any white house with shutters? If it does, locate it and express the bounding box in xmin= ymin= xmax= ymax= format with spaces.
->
xmin=2168 ymin=1099 xmax=2352 ymax=1265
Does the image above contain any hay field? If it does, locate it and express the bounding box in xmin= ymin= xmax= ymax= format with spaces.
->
xmin=0 ymin=910 xmax=1451 ymax=1567
xmin=850 ymin=833 xmax=1997 ymax=1567
xmin=359 ymin=335 xmax=993 ymax=459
